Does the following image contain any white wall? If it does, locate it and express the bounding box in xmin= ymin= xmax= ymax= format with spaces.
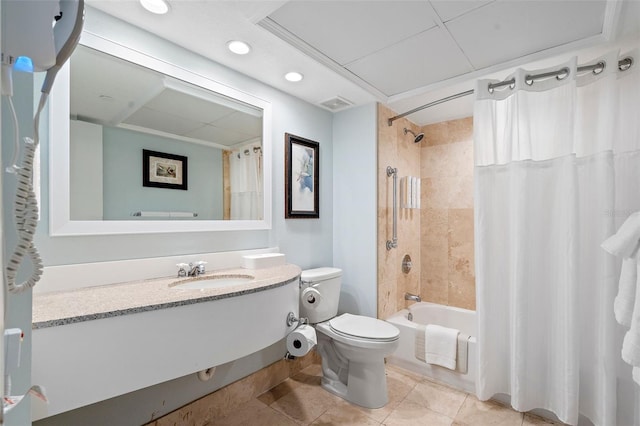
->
xmin=332 ymin=103 xmax=377 ymax=318
xmin=69 ymin=120 xmax=103 ymax=220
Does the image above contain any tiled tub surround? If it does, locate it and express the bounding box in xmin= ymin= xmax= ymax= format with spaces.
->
xmin=32 ymin=263 xmax=301 ymax=420
xmin=376 ymin=108 xmax=475 ymax=318
xmin=420 ymin=117 xmax=475 ymax=310
xmin=377 ymin=104 xmax=422 ymax=320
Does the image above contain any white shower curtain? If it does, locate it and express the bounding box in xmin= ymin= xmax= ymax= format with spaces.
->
xmin=230 ymin=144 xmax=263 ymax=220
xmin=475 ymin=49 xmax=639 ymax=426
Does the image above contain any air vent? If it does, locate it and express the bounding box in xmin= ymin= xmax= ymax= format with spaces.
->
xmin=320 ymin=96 xmax=353 ymax=111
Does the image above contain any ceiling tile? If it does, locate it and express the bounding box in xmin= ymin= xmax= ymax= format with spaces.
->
xmin=70 ymin=46 xmax=164 ymax=123
xmin=346 ymin=27 xmax=474 ymax=96
xmin=211 ymin=112 xmax=262 ymax=137
xmin=185 ymin=124 xmax=255 ymax=146
xmin=429 ymin=0 xmax=494 ymax=23
xmin=446 ymin=0 xmax=607 ymax=70
xmin=124 ymin=107 xmax=203 ymax=136
xmin=267 ymin=1 xmax=439 ymax=65
xmin=144 ymin=88 xmax=236 ymax=124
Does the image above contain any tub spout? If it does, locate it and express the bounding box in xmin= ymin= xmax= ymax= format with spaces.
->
xmin=404 ymin=293 xmax=421 ymax=302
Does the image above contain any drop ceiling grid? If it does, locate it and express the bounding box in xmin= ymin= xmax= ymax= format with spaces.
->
xmin=71 ymin=48 xmax=163 ymax=123
xmin=185 ymin=124 xmax=253 ymax=146
xmin=125 ymin=107 xmax=205 ymax=137
xmin=267 ymin=1 xmax=440 ymax=66
xmin=346 ymin=27 xmax=474 ymax=96
xmin=143 ymin=90 xmax=238 ymax=125
xmin=211 ymin=112 xmax=262 ymax=136
xmin=445 ymin=0 xmax=608 ymax=69
xmin=429 ymin=0 xmax=495 ymax=23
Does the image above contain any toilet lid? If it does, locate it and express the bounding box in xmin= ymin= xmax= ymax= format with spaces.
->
xmin=329 ymin=313 xmax=399 ymax=341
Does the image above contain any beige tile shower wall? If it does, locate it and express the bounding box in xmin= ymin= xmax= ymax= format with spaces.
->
xmin=420 ymin=117 xmax=475 ymax=310
xmin=377 ymin=104 xmax=422 ymax=319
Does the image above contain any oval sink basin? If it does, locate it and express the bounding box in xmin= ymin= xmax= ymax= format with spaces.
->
xmin=171 ymin=274 xmax=254 ymax=290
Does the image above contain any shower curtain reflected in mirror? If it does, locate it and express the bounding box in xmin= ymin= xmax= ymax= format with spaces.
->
xmin=474 ymin=49 xmax=639 ymax=426
xmin=230 ymin=144 xmax=263 ymax=220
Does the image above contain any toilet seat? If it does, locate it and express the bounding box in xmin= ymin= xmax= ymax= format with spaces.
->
xmin=328 ymin=313 xmax=399 ymax=342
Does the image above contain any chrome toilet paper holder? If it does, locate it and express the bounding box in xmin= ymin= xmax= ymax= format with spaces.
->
xmin=286 ymin=312 xmax=308 ymax=327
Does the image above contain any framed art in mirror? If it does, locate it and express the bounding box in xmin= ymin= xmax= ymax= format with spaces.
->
xmin=285 ymin=133 xmax=319 ymax=219
xmin=143 ymin=149 xmax=188 ymax=190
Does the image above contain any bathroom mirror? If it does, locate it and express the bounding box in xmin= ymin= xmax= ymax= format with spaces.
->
xmin=49 ymin=34 xmax=272 ymax=235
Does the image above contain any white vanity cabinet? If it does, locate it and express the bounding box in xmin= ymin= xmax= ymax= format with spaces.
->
xmin=31 ymin=266 xmax=300 ymax=420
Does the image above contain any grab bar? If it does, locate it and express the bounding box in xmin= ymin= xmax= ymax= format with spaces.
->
xmin=386 ymin=166 xmax=398 ymax=250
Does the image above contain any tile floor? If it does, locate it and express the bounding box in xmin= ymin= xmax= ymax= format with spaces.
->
xmin=207 ymin=363 xmax=565 ymax=425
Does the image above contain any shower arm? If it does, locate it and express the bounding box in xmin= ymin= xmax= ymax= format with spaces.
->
xmin=386 ymin=166 xmax=398 ymax=250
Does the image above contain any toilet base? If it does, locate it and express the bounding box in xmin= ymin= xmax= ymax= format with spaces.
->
xmin=313 ymin=316 xmax=399 ymax=410
xmin=321 ymin=358 xmax=389 ymax=409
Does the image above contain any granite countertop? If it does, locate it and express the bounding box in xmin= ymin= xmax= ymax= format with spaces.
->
xmin=33 ymin=264 xmax=301 ymax=330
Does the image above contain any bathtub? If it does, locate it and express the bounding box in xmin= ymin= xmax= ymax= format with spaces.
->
xmin=387 ymin=302 xmax=477 ymax=394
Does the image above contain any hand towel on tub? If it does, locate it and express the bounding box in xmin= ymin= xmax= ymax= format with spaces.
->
xmin=424 ymin=324 xmax=459 ymax=370
xmin=415 ymin=325 xmax=469 ymax=374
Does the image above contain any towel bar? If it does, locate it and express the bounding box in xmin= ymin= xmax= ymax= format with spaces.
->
xmin=387 ymin=166 xmax=398 ymax=250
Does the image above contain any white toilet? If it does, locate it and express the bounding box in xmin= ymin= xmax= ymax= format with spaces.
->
xmin=300 ymin=267 xmax=400 ymax=409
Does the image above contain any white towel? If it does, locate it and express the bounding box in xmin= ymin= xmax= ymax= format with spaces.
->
xmin=602 ymin=211 xmax=640 ymax=373
xmin=415 ymin=177 xmax=421 ymax=209
xmin=456 ymin=333 xmax=469 ymax=374
xmin=622 ymin=268 xmax=640 ymax=366
xmin=400 ymin=177 xmax=409 ymax=209
xmin=408 ymin=176 xmax=414 ymax=208
xmin=615 ymin=259 xmax=638 ymax=327
xmin=425 ymin=324 xmax=459 ymax=370
xmin=411 ymin=177 xmax=418 ymax=209
xmin=601 ymin=211 xmax=640 ymax=258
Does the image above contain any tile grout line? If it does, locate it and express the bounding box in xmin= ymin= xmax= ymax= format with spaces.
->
xmin=307 ymin=405 xmax=331 ymax=426
xmin=451 ymin=393 xmax=470 ymax=423
xmin=378 ymin=372 xmax=420 ymax=424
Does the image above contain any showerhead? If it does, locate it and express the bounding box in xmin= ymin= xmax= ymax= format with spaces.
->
xmin=404 ymin=128 xmax=425 ymax=143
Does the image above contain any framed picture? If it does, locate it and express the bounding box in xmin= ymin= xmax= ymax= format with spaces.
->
xmin=285 ymin=133 xmax=319 ymax=218
xmin=143 ymin=149 xmax=188 ymax=190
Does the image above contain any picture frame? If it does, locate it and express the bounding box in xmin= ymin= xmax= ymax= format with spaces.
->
xmin=143 ymin=149 xmax=188 ymax=190
xmin=285 ymin=133 xmax=319 ymax=219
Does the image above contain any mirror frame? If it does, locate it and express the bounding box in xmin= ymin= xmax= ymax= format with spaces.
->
xmin=49 ymin=33 xmax=272 ymax=236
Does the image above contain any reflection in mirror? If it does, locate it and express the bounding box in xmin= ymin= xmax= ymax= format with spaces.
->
xmin=69 ymin=45 xmax=263 ymax=221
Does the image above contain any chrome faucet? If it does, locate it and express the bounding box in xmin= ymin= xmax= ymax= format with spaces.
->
xmin=176 ymin=263 xmax=189 ymax=278
xmin=404 ymin=293 xmax=421 ymax=302
xmin=188 ymin=261 xmax=207 ymax=277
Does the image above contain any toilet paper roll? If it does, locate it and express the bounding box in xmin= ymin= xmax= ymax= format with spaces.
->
xmin=301 ymin=287 xmax=323 ymax=310
xmin=286 ymin=325 xmax=317 ymax=357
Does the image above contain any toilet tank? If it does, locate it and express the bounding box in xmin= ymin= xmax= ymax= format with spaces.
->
xmin=300 ymin=267 xmax=342 ymax=324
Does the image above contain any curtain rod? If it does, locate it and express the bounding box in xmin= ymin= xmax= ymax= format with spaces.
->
xmin=388 ymin=56 xmax=634 ymax=126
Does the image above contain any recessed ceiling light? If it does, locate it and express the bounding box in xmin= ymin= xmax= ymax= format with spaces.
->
xmin=285 ymin=72 xmax=304 ymax=82
xmin=140 ymin=0 xmax=170 ymax=15
xmin=227 ymin=41 xmax=251 ymax=55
